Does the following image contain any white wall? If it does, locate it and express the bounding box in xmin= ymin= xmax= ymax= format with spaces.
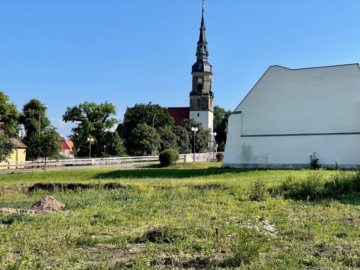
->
xmin=224 ymin=64 xmax=360 ymax=168
xmin=190 ymin=110 xmax=213 ymax=131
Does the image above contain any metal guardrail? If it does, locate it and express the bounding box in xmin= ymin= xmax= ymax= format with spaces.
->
xmin=0 ymin=152 xmax=222 ymax=171
xmin=0 ymin=156 xmax=160 ymax=170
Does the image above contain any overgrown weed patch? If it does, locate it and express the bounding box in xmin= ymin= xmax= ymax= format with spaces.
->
xmin=0 ymin=166 xmax=360 ymax=268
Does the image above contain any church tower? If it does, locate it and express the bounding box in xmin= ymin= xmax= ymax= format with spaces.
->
xmin=189 ymin=0 xmax=214 ymax=132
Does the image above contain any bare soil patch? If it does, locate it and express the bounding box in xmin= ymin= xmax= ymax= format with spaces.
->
xmin=0 ymin=195 xmax=65 ymax=214
xmin=108 ymin=243 xmax=147 ymax=267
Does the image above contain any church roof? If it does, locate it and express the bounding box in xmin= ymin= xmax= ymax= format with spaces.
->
xmin=165 ymin=107 xmax=189 ymax=126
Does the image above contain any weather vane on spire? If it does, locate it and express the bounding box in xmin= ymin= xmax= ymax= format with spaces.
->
xmin=202 ymin=0 xmax=205 ymax=11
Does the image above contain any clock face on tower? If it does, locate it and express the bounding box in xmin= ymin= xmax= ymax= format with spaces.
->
xmin=197 ymin=77 xmax=203 ymax=84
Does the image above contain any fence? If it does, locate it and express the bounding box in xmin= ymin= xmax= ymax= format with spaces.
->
xmin=0 ymin=152 xmax=222 ymax=171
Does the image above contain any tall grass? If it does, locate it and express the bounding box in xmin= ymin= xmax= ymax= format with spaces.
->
xmin=0 ymin=165 xmax=360 ymax=268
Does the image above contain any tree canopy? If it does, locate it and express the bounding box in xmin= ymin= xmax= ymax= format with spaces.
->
xmin=103 ymin=131 xmax=126 ymax=157
xmin=0 ymin=130 xmax=16 ymax=163
xmin=127 ymin=123 xmax=160 ymax=156
xmin=0 ymin=91 xmax=20 ymax=135
xmin=157 ymin=126 xmax=177 ymax=153
xmin=63 ymin=101 xmax=120 ymax=157
xmin=123 ymin=103 xmax=174 ymax=132
xmin=25 ymin=126 xmax=62 ymax=163
xmin=180 ymin=118 xmax=210 ymax=153
xmin=171 ymin=125 xmax=191 ymax=154
xmin=19 ymin=99 xmax=50 ymax=143
xmin=213 ymin=106 xmax=232 ymax=151
xmin=122 ymin=103 xmax=174 ymax=154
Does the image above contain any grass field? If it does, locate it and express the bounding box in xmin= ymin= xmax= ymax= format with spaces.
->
xmin=1 ymin=162 xmax=360 ymax=269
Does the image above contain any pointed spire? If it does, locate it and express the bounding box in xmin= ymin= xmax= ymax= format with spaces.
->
xmin=196 ymin=0 xmax=209 ymax=60
xmin=192 ymin=0 xmax=212 ymax=73
xmin=198 ymin=4 xmax=206 ymax=43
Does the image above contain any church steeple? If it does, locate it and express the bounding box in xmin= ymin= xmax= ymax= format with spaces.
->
xmin=196 ymin=2 xmax=208 ymax=60
xmin=192 ymin=0 xmax=212 ymax=73
xmin=189 ymin=0 xmax=214 ymax=133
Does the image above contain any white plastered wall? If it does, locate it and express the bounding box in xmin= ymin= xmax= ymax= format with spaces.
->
xmin=223 ymin=64 xmax=360 ymax=168
xmin=190 ymin=110 xmax=213 ymax=131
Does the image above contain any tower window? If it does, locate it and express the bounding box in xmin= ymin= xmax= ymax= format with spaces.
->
xmin=197 ymin=99 xmax=201 ymax=107
xmin=197 ymin=77 xmax=203 ymax=91
xmin=197 ymin=113 xmax=200 ymax=117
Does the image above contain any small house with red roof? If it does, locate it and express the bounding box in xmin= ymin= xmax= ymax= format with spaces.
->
xmin=0 ymin=125 xmax=27 ymax=169
xmin=60 ymin=139 xmax=74 ymax=158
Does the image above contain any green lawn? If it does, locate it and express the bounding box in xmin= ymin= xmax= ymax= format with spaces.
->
xmin=0 ymin=163 xmax=360 ymax=269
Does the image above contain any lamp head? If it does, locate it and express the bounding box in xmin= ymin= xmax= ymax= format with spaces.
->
xmin=191 ymin=127 xmax=198 ymax=132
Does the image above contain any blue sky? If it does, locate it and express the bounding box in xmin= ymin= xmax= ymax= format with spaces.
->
xmin=1 ymin=0 xmax=360 ymax=138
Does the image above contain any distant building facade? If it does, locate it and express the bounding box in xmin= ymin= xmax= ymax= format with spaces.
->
xmin=223 ymin=64 xmax=360 ymax=169
xmin=0 ymin=125 xmax=27 ymax=169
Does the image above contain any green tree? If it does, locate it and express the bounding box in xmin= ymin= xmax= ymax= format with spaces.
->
xmin=213 ymin=106 xmax=232 ymax=151
xmin=62 ymin=101 xmax=119 ymax=157
xmin=157 ymin=126 xmax=177 ymax=153
xmin=26 ymin=126 xmax=62 ymax=167
xmin=122 ymin=103 xmax=174 ymax=154
xmin=180 ymin=118 xmax=210 ymax=153
xmin=0 ymin=130 xmax=16 ymax=163
xmin=104 ymin=131 xmax=126 ymax=157
xmin=127 ymin=123 xmax=160 ymax=156
xmin=171 ymin=125 xmax=191 ymax=154
xmin=19 ymin=99 xmax=50 ymax=143
xmin=0 ymin=91 xmax=21 ymax=135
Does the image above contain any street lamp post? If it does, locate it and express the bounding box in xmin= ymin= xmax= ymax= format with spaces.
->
xmin=87 ymin=138 xmax=94 ymax=158
xmin=104 ymin=145 xmax=106 ymax=156
xmin=211 ymin=132 xmax=217 ymax=162
xmin=191 ymin=127 xmax=198 ymax=162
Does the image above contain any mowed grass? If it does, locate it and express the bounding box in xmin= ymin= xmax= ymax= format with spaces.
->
xmin=1 ymin=163 xmax=360 ymax=269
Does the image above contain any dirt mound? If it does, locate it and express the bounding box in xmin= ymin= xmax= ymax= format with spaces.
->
xmin=0 ymin=196 xmax=65 ymax=214
xmin=27 ymin=195 xmax=65 ymax=213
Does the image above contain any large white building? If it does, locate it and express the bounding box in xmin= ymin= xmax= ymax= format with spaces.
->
xmin=223 ymin=64 xmax=360 ymax=169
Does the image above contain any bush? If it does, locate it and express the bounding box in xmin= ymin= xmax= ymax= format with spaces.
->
xmin=159 ymin=149 xmax=180 ymax=167
xmin=216 ymin=153 xmax=224 ymax=162
xmin=249 ymin=179 xmax=268 ymax=201
xmin=277 ymin=172 xmax=325 ymax=200
xmin=310 ymin=152 xmax=319 ymax=170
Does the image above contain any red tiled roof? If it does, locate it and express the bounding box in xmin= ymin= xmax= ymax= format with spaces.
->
xmin=165 ymin=107 xmax=189 ymax=126
xmin=66 ymin=140 xmax=74 ymax=150
xmin=0 ymin=125 xmax=27 ymax=148
xmin=60 ymin=139 xmax=70 ymax=150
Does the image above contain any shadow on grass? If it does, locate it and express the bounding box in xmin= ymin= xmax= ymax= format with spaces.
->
xmin=28 ymin=182 xmax=126 ymax=193
xmin=95 ymin=167 xmax=242 ymax=179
